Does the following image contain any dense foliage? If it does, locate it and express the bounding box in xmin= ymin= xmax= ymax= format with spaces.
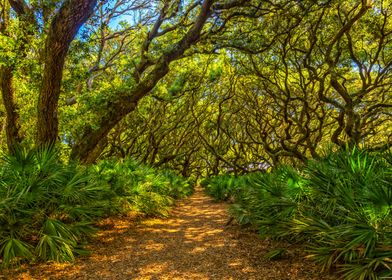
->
xmin=91 ymin=158 xmax=193 ymax=217
xmin=202 ymin=148 xmax=392 ymax=280
xmin=1 ymin=1 xmax=392 ymax=278
xmin=0 ymin=147 xmax=192 ymax=268
xmin=0 ymin=0 xmax=390 ymax=173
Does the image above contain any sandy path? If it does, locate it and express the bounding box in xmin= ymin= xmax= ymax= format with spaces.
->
xmin=2 ymin=188 xmax=337 ymax=280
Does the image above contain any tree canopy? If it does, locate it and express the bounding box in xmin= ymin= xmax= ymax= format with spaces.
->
xmin=0 ymin=0 xmax=391 ymax=175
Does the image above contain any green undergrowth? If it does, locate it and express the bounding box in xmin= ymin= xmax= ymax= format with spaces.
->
xmin=91 ymin=158 xmax=193 ymax=217
xmin=201 ymin=148 xmax=392 ymax=280
xmin=0 ymin=147 xmax=192 ymax=268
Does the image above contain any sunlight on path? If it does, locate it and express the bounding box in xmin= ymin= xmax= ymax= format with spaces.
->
xmin=4 ymin=187 xmax=336 ymax=280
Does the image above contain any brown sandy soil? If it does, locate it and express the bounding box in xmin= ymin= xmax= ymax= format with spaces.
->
xmin=1 ymin=188 xmax=338 ymax=280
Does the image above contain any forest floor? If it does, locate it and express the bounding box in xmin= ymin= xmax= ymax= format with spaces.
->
xmin=2 ymin=187 xmax=338 ymax=280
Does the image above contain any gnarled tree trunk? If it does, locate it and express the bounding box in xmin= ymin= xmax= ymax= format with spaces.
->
xmin=36 ymin=0 xmax=97 ymax=146
xmin=71 ymin=0 xmax=215 ymax=163
xmin=0 ymin=66 xmax=23 ymax=152
xmin=0 ymin=1 xmax=29 ymax=152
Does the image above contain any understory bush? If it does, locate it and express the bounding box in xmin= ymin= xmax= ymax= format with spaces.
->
xmin=0 ymin=148 xmax=192 ymax=268
xmin=202 ymin=148 xmax=392 ymax=280
xmin=91 ymin=158 xmax=193 ymax=217
xmin=201 ymin=174 xmax=243 ymax=201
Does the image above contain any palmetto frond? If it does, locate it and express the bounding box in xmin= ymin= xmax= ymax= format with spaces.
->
xmin=203 ymin=147 xmax=392 ymax=279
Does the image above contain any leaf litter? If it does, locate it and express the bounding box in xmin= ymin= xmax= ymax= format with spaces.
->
xmin=1 ymin=187 xmax=338 ymax=280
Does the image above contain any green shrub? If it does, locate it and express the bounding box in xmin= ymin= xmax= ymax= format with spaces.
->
xmin=297 ymin=148 xmax=392 ymax=280
xmin=0 ymin=149 xmax=193 ymax=268
xmin=230 ymin=166 xmax=308 ymax=237
xmin=0 ymin=147 xmax=108 ymax=267
xmin=201 ymin=174 xmax=242 ymax=201
xmin=91 ymin=158 xmax=193 ymax=217
xmin=203 ymin=148 xmax=392 ymax=279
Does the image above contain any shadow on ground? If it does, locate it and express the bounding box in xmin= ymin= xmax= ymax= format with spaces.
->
xmin=2 ymin=188 xmax=338 ymax=280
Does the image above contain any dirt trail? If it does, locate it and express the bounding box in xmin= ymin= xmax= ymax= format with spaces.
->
xmin=3 ymin=188 xmax=336 ymax=280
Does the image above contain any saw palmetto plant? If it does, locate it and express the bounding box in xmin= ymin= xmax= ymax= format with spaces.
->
xmin=0 ymin=146 xmax=107 ymax=267
xmin=202 ymin=148 xmax=392 ymax=279
xmin=0 ymin=148 xmax=192 ymax=268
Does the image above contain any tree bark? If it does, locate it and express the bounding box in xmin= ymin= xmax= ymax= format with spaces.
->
xmin=36 ymin=0 xmax=97 ymax=146
xmin=0 ymin=66 xmax=23 ymax=152
xmin=0 ymin=1 xmax=29 ymax=153
xmin=8 ymin=0 xmax=30 ymax=15
xmin=71 ymin=0 xmax=215 ymax=163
